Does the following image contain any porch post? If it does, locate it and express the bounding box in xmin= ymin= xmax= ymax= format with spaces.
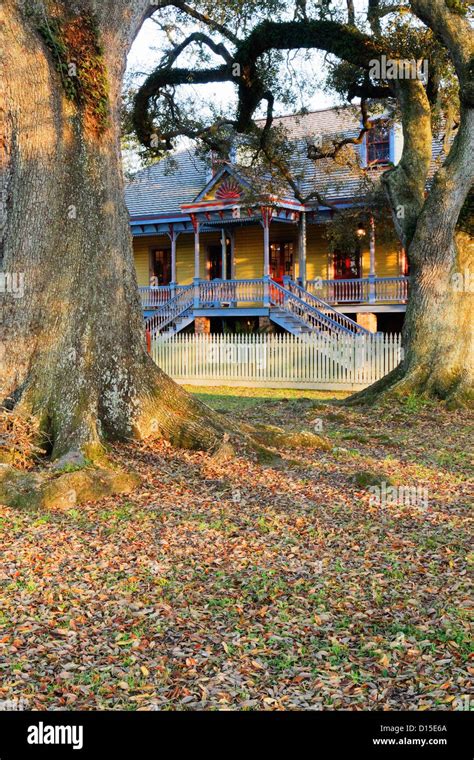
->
xmin=229 ymin=230 xmax=236 ymax=279
xmin=221 ymin=229 xmax=227 ymax=280
xmin=262 ymin=214 xmax=271 ymax=277
xmin=368 ymin=215 xmax=376 ymax=303
xmin=227 ymin=229 xmax=236 ymax=306
xmin=167 ymin=224 xmax=178 ymax=295
xmin=261 ymin=206 xmax=272 ymax=307
xmin=298 ymin=210 xmax=307 ymax=286
xmin=191 ymin=214 xmax=200 ymax=308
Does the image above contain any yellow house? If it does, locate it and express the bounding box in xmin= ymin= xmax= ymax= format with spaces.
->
xmin=126 ymin=108 xmax=411 ymax=336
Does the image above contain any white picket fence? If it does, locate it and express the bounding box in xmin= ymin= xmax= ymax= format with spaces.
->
xmin=151 ymin=333 xmax=403 ymax=390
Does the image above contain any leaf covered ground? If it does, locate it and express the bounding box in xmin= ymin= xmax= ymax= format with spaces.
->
xmin=0 ymin=387 xmax=472 ymax=711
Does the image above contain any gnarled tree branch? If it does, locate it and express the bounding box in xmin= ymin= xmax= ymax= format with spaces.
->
xmin=163 ymin=0 xmax=240 ymax=44
xmin=410 ymin=0 xmax=474 ymax=107
xmin=159 ymin=31 xmax=234 ymax=68
xmin=132 ymin=64 xmax=232 ymax=146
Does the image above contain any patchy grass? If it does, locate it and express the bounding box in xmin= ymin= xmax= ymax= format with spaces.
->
xmin=186 ymin=385 xmax=350 ymax=413
xmin=0 ymin=387 xmax=472 ymax=711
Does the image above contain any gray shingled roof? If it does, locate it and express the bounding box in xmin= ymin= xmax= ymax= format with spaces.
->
xmin=125 ymin=106 xmax=446 ymax=218
xmin=254 ymin=107 xmax=444 ymax=201
xmin=256 ymin=105 xmax=361 ymax=137
xmin=125 ymin=150 xmax=209 ymax=217
xmin=258 ymin=108 xmax=366 ymax=202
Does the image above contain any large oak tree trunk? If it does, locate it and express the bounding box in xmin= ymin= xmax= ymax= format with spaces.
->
xmin=395 ymin=108 xmax=472 ymax=406
xmin=400 ymin=226 xmax=473 ymax=406
xmin=354 ymin=82 xmax=473 ymax=407
xmin=0 ymin=0 xmax=226 ymax=458
xmin=378 ymin=227 xmax=473 ymax=406
xmin=375 ymin=2 xmax=474 ymax=407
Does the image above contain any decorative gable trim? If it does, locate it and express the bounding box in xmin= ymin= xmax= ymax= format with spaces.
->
xmin=192 ymin=166 xmax=251 ymax=203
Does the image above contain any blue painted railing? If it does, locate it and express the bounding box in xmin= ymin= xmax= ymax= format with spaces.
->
xmin=306 ymin=276 xmax=409 ymax=304
xmin=145 ymin=285 xmax=193 ymax=335
xmin=283 ymin=278 xmax=370 ymax=335
xmin=142 ymin=278 xmax=376 ymax=336
xmin=269 ymin=280 xmax=356 ymax=337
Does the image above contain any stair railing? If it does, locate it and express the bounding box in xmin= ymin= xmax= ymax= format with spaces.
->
xmin=145 ymin=284 xmax=193 ymax=335
xmin=269 ymin=280 xmax=356 ymax=336
xmin=283 ymin=278 xmax=370 ymax=335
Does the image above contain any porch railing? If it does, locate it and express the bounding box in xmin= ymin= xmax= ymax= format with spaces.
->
xmin=139 ymin=285 xmax=188 ymax=309
xmin=372 ymin=276 xmax=410 ymax=302
xmin=306 ymin=276 xmax=409 ymax=304
xmin=140 ymin=276 xmax=410 ymax=311
xmin=199 ymin=278 xmax=264 ymax=305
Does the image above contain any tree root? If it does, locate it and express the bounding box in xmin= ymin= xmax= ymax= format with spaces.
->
xmin=346 ymin=363 xmax=474 ymax=409
xmin=3 ymin=361 xmax=277 ymax=480
xmin=248 ymin=423 xmax=332 ymax=451
xmin=0 ymin=461 xmax=141 ymax=511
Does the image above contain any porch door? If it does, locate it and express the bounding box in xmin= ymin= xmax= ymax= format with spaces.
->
xmin=207 ymin=243 xmax=232 ymax=279
xmin=208 ymin=245 xmax=222 ymax=280
xmin=270 ymin=242 xmax=294 ymax=284
xmin=333 ymin=248 xmax=361 ymax=280
xmin=151 ymin=248 xmax=171 ymax=285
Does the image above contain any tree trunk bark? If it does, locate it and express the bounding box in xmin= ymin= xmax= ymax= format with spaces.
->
xmin=354 ymin=94 xmax=473 ymax=407
xmin=397 ymin=108 xmax=474 ymax=405
xmin=390 ymin=229 xmax=473 ymax=405
xmin=0 ymin=0 xmax=226 ymax=458
xmin=354 ymin=1 xmax=474 ymax=407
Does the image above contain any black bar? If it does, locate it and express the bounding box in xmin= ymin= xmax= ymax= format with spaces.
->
xmin=0 ymin=710 xmax=471 ymax=759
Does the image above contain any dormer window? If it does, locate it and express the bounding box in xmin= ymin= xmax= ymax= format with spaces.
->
xmin=366 ymin=122 xmax=391 ymax=165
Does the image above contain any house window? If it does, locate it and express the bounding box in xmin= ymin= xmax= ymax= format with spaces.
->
xmin=366 ymin=123 xmax=391 ymax=165
xmin=333 ymin=248 xmax=361 ymax=280
xmin=270 ymin=242 xmax=294 ymax=283
xmin=150 ymin=248 xmax=171 ymax=285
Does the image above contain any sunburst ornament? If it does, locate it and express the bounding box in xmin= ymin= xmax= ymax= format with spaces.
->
xmin=215 ymin=177 xmax=242 ymax=200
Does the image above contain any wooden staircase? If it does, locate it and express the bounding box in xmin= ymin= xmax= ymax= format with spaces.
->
xmin=270 ymin=279 xmax=369 ymax=337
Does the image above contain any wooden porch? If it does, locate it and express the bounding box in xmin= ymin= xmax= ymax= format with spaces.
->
xmin=140 ymin=277 xmax=406 ymax=341
xmin=139 ymin=275 xmax=410 ymax=311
